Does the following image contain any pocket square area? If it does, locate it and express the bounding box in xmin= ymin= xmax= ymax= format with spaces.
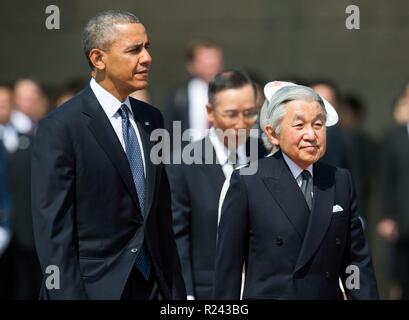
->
xmin=332 ymin=204 xmax=344 ymax=213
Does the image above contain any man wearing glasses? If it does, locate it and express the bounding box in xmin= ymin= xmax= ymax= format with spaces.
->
xmin=167 ymin=70 xmax=267 ymax=299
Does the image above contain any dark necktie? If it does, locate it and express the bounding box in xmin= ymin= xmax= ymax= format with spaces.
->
xmin=300 ymin=170 xmax=313 ymax=211
xmin=118 ymin=104 xmax=151 ymax=280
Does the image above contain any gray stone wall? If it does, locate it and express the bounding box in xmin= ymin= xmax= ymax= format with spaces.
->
xmin=1 ymin=0 xmax=408 ymax=136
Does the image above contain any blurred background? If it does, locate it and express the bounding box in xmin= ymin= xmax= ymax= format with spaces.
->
xmin=1 ymin=0 xmax=409 ymax=299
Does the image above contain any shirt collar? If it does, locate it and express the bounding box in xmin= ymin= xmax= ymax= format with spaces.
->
xmin=282 ymin=152 xmax=313 ymax=180
xmin=208 ymin=127 xmax=247 ymax=165
xmin=188 ymin=77 xmax=207 ymax=90
xmin=90 ymin=78 xmax=133 ymax=119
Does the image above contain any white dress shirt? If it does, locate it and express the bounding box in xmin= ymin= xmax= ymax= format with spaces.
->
xmin=208 ymin=127 xmax=248 ymax=178
xmin=0 ymin=124 xmax=19 ymax=153
xmin=90 ymin=78 xmax=146 ymax=176
xmin=188 ymin=78 xmax=209 ymax=142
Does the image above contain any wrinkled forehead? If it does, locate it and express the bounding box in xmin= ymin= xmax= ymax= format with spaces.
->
xmin=284 ymin=99 xmax=327 ymax=119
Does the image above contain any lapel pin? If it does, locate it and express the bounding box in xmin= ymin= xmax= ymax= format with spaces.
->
xmin=144 ymin=121 xmax=150 ymax=126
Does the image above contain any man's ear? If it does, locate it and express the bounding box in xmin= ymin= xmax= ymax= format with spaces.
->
xmin=264 ymin=125 xmax=279 ymax=146
xmin=206 ymin=103 xmax=214 ymax=123
xmin=89 ymin=48 xmax=106 ymax=71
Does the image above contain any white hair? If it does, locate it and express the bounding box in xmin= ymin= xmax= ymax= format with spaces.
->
xmin=260 ymin=85 xmax=326 ymax=150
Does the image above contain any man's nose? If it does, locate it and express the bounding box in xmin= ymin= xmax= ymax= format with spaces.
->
xmin=141 ymin=48 xmax=152 ymax=65
xmin=234 ymin=114 xmax=248 ymax=129
xmin=303 ymin=126 xmax=316 ymax=140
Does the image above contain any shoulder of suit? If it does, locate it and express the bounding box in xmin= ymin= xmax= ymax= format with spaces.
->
xmin=384 ymin=123 xmax=406 ymax=138
xmin=44 ymin=90 xmax=86 ymax=124
xmin=129 ymin=97 xmax=162 ymax=118
xmin=315 ymin=160 xmax=346 ymax=182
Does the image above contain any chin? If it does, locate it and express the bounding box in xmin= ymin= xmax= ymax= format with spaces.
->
xmin=130 ymin=82 xmax=148 ymax=92
xmin=300 ymin=154 xmax=319 ymax=166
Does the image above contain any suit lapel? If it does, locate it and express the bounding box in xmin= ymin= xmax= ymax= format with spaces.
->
xmin=294 ymin=161 xmax=335 ymax=273
xmin=81 ymin=87 xmax=142 ymax=215
xmin=130 ymin=100 xmax=157 ymax=219
xmin=262 ymin=152 xmax=310 ymax=240
xmin=201 ymin=136 xmax=227 ymax=185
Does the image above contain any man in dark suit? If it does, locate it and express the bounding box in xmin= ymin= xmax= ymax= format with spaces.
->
xmin=214 ymin=81 xmax=378 ymax=299
xmin=0 ymin=82 xmax=44 ymax=299
xmin=0 ymin=86 xmax=14 ymax=299
xmin=377 ymin=121 xmax=409 ymax=299
xmin=163 ymin=40 xmax=224 ymax=143
xmin=0 ymin=142 xmax=13 ymax=299
xmin=31 ymin=10 xmax=185 ymax=300
xmin=167 ymin=71 xmax=267 ymax=299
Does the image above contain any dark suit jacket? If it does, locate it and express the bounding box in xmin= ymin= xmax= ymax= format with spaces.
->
xmin=167 ymin=136 xmax=266 ymax=299
xmin=163 ymin=83 xmax=190 ymax=135
xmin=213 ymin=151 xmax=378 ymax=300
xmin=6 ymin=133 xmax=35 ymax=249
xmin=381 ymin=124 xmax=409 ymax=242
xmin=0 ymin=143 xmax=12 ymax=230
xmin=31 ymin=85 xmax=186 ymax=300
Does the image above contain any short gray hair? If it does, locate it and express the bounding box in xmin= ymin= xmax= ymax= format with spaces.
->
xmin=260 ymin=85 xmax=326 ymax=150
xmin=82 ymin=10 xmax=140 ymax=69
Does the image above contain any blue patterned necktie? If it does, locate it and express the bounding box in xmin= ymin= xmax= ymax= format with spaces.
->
xmin=118 ymin=104 xmax=151 ymax=280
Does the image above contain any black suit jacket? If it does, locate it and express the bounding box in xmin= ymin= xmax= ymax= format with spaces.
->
xmin=213 ymin=151 xmax=378 ymax=299
xmin=6 ymin=133 xmax=35 ymax=249
xmin=163 ymin=83 xmax=190 ymax=135
xmin=167 ymin=136 xmax=267 ymax=299
xmin=381 ymin=124 xmax=409 ymax=241
xmin=31 ymin=85 xmax=186 ymax=299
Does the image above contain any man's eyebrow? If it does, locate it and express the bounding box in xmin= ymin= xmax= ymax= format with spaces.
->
xmin=315 ymin=113 xmax=326 ymax=121
xmin=294 ymin=114 xmax=305 ymax=121
xmin=125 ymin=44 xmax=142 ymax=51
xmin=125 ymin=42 xmax=149 ymax=51
xmin=293 ymin=113 xmax=326 ymax=121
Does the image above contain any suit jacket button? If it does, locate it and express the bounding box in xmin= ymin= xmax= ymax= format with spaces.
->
xmin=131 ymin=248 xmax=138 ymax=253
xmin=335 ymin=237 xmax=341 ymax=246
xmin=275 ymin=237 xmax=284 ymax=246
xmin=325 ymin=271 xmax=331 ymax=279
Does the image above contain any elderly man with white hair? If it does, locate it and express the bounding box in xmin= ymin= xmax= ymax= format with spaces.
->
xmin=213 ymin=82 xmax=379 ymax=300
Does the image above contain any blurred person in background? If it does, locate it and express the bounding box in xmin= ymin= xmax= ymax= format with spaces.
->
xmin=377 ymin=91 xmax=409 ymax=299
xmin=13 ymin=78 xmax=49 ymax=133
xmin=0 ymin=86 xmax=14 ymax=299
xmin=167 ymin=70 xmax=267 ymax=299
xmin=0 ymin=85 xmax=19 ymax=154
xmin=3 ymin=78 xmax=48 ymax=299
xmin=338 ymin=94 xmax=378 ymax=223
xmin=392 ymin=96 xmax=409 ymax=125
xmin=164 ymin=40 xmax=224 ymax=143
